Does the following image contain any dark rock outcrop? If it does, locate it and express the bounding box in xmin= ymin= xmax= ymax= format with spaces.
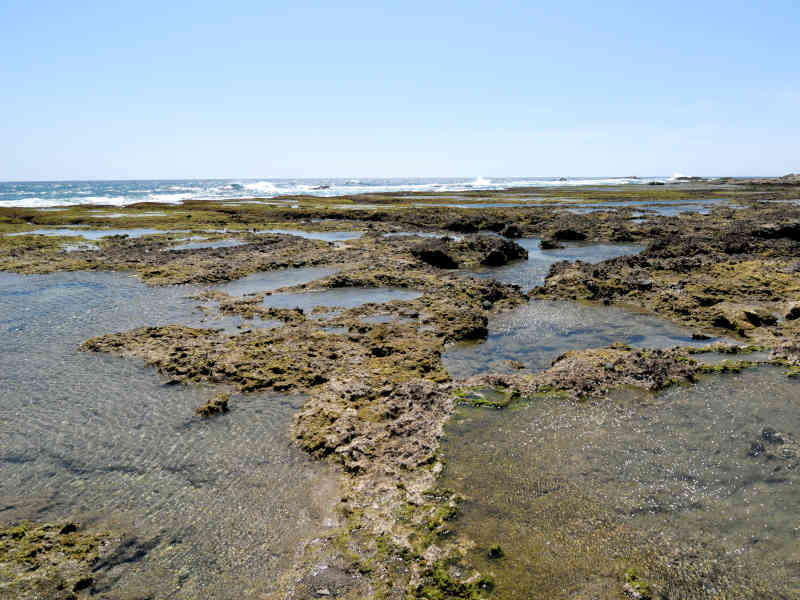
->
xmin=410 ymin=239 xmax=459 ymax=269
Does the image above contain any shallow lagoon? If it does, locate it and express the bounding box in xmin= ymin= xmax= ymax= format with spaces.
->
xmin=463 ymin=238 xmax=643 ymax=292
xmin=0 ymin=272 xmax=336 ymax=598
xmin=212 ymin=266 xmax=338 ymax=296
xmin=256 ymin=229 xmax=362 ymax=242
xmin=262 ymin=287 xmax=422 ymax=311
xmin=443 ymin=299 xmax=707 ymax=377
xmin=171 ymin=239 xmax=246 ymax=250
xmin=6 ymin=227 xmax=164 ymax=240
xmin=439 ymin=368 xmax=800 ymax=598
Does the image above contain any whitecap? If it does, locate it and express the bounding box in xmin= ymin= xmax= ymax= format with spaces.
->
xmin=243 ymin=181 xmax=279 ymax=193
xmin=0 ymin=197 xmax=69 ymax=208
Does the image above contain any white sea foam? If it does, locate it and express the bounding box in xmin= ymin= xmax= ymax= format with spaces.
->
xmin=243 ymin=181 xmax=279 ymax=193
xmin=0 ymin=197 xmax=67 ymax=208
xmin=0 ymin=177 xmax=669 ymax=208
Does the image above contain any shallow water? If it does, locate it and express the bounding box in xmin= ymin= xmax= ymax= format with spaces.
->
xmin=443 ymin=299 xmax=710 ymax=378
xmin=6 ymin=227 xmax=164 ymax=240
xmin=463 ymin=238 xmax=642 ymax=292
xmin=211 ymin=267 xmax=338 ymax=297
xmin=360 ymin=314 xmax=415 ymax=324
xmin=383 ymin=231 xmax=462 ymax=241
xmin=0 ymin=271 xmax=336 ymax=598
xmin=171 ymin=239 xmax=246 ymax=251
xmin=322 ymin=326 xmax=349 ymax=335
xmin=439 ymin=368 xmax=800 ymax=598
xmin=565 ymin=198 xmax=734 ymax=216
xmin=262 ymin=287 xmax=422 ymax=311
xmin=256 ymin=229 xmax=362 ymax=242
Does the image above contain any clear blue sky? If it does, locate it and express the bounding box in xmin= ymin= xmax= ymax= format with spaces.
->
xmin=2 ymin=0 xmax=798 ymax=180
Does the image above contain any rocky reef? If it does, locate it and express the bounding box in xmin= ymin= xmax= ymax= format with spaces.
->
xmin=0 ymin=522 xmax=107 ymax=600
xmin=5 ymin=181 xmax=800 ymax=598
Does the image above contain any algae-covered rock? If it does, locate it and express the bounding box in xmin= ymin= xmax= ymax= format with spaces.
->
xmin=0 ymin=521 xmax=106 ymax=600
xmin=411 ymin=239 xmax=459 ymax=269
xmin=539 ymin=238 xmax=564 ymax=250
xmin=784 ymin=301 xmax=800 ymax=321
xmin=195 ymin=393 xmax=230 ymax=417
xmin=552 ymin=228 xmax=587 ymax=241
xmin=710 ymin=302 xmax=778 ymax=331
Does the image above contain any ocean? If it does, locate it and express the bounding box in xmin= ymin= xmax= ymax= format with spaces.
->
xmin=0 ymin=176 xmax=668 ymax=208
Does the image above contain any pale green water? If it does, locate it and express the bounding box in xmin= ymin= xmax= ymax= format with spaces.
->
xmin=212 ymin=266 xmax=338 ymax=296
xmin=439 ymin=368 xmax=800 ymax=599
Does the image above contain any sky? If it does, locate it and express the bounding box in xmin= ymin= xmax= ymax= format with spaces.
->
xmin=1 ymin=0 xmax=798 ymax=180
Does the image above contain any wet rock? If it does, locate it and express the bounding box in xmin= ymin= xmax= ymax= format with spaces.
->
xmin=445 ymin=218 xmax=480 ymax=233
xmin=293 ymin=378 xmax=452 ymax=473
xmin=749 ymin=441 xmax=766 ymax=457
xmin=488 ymin=544 xmax=504 ymax=559
xmin=0 ymin=521 xmax=108 ymax=600
xmin=552 ymin=228 xmax=587 ymax=241
xmin=297 ymin=565 xmax=355 ymax=598
xmin=472 ymin=236 xmax=528 ymax=267
xmin=784 ymin=302 xmax=800 ymax=320
xmin=762 ymin=427 xmax=784 ymax=445
xmin=468 ymin=345 xmax=698 ymax=401
xmin=500 ymin=224 xmax=522 ymax=238
xmin=770 ymin=340 xmax=800 ymax=365
xmin=195 ymin=393 xmax=230 ymax=417
xmin=540 ymin=238 xmax=565 ymax=250
xmin=710 ymin=302 xmax=778 ymax=331
xmin=410 ymin=239 xmax=459 ymax=269
xmin=611 ymin=227 xmax=635 ymax=242
xmin=753 ymin=222 xmax=800 ymax=241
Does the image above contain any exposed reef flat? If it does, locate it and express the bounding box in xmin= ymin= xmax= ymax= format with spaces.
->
xmin=3 ymin=181 xmax=800 ymax=598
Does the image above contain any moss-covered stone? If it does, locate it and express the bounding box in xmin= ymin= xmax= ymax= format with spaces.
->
xmin=0 ymin=521 xmax=107 ymax=599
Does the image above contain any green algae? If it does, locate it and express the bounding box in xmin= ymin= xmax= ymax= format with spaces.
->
xmin=414 ymin=559 xmax=495 ymax=600
xmin=0 ymin=521 xmax=106 ymax=599
xmin=623 ymin=568 xmax=653 ymax=600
